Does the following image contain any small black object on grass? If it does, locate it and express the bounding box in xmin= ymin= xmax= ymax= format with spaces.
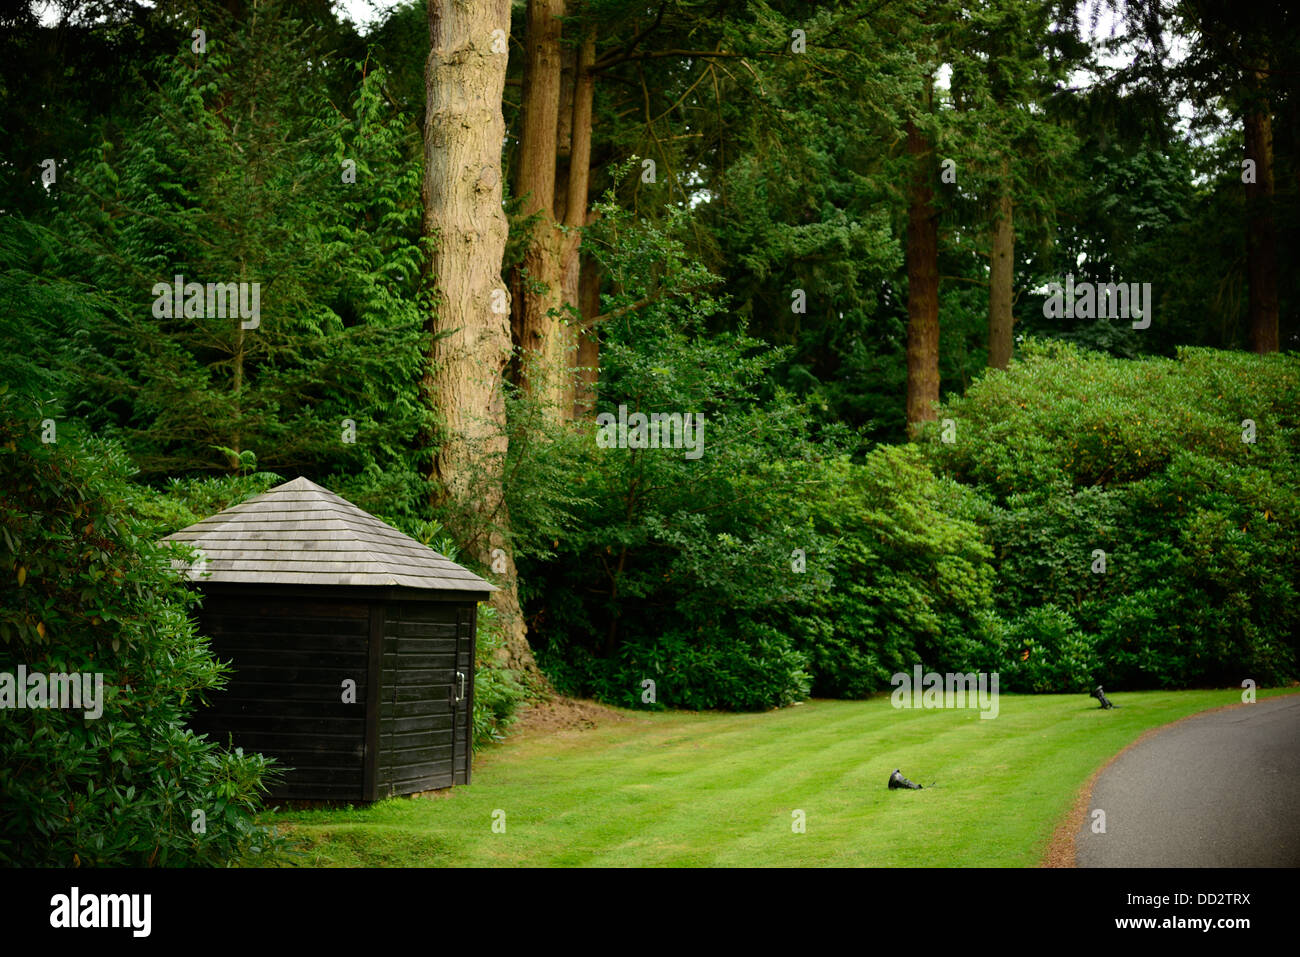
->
xmin=888 ymin=769 xmax=923 ymax=790
xmin=1091 ymin=685 xmax=1119 ymax=709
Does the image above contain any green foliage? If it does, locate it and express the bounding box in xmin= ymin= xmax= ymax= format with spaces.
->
xmin=519 ymin=197 xmax=1038 ymax=710
xmin=921 ymin=340 xmax=1300 ymax=689
xmin=985 ymin=604 xmax=1099 ymax=694
xmin=695 ymin=5 xmax=918 ymax=444
xmin=0 ymin=389 xmax=289 ymax=866
xmin=52 ymin=2 xmax=430 ymax=514
xmin=0 ymin=216 xmax=117 ymax=403
xmin=1018 ymin=139 xmax=1203 ymax=357
xmin=126 ymin=472 xmax=285 ymax=539
xmin=470 ymin=606 xmax=525 ymax=750
xmin=797 ymin=447 xmax=997 ymax=697
xmin=522 ymin=200 xmax=826 ymax=710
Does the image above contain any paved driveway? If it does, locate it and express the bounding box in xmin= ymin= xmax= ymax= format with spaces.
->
xmin=1076 ymin=694 xmax=1300 ymax=867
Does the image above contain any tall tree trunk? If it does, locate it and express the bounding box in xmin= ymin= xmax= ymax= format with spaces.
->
xmin=574 ymin=249 xmax=601 ymax=418
xmin=423 ymin=0 xmax=544 ymax=684
xmin=988 ymin=165 xmax=1015 ymax=370
xmin=905 ymin=114 xmax=940 ymax=435
xmin=513 ymin=0 xmax=568 ymax=417
xmin=514 ymin=5 xmax=597 ymax=422
xmin=558 ymin=30 xmax=596 ymax=418
xmin=1244 ymin=65 xmax=1279 ymax=354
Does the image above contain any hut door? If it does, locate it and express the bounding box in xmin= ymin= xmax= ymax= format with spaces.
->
xmin=381 ymin=601 xmax=461 ymax=793
xmin=451 ymin=604 xmax=475 ymax=785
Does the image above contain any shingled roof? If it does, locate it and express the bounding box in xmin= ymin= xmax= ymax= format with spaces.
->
xmin=161 ymin=476 xmax=495 ymax=593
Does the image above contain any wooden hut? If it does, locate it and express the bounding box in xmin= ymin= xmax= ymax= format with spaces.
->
xmin=162 ymin=477 xmax=494 ymax=801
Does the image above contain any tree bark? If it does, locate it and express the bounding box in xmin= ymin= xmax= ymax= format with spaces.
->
xmin=905 ymin=114 xmax=940 ymax=435
xmin=423 ymin=0 xmax=544 ymax=684
xmin=1244 ymin=66 xmax=1279 ymax=354
xmin=988 ymin=165 xmax=1014 ymax=370
xmin=513 ymin=0 xmax=569 ymax=417
xmin=559 ymin=30 xmax=596 ymax=418
xmin=574 ymin=248 xmax=601 ymax=418
xmin=513 ymin=5 xmax=599 ymax=422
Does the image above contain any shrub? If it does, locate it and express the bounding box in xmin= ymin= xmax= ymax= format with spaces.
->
xmin=991 ymin=604 xmax=1099 ymax=693
xmin=520 ymin=199 xmax=827 ymax=711
xmin=470 ymin=606 xmax=526 ymax=749
xmin=798 ymin=447 xmax=996 ymax=696
xmin=920 ymin=341 xmax=1300 ymax=689
xmin=0 ymin=390 xmax=289 ymax=866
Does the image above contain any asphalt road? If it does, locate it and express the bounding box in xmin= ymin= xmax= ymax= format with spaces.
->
xmin=1076 ymin=694 xmax=1300 ymax=867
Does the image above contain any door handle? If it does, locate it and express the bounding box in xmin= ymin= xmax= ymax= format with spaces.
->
xmin=456 ymin=670 xmax=466 ymax=703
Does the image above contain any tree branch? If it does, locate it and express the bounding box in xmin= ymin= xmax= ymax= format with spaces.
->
xmin=593 ymin=49 xmax=775 ymax=73
xmin=586 ymin=293 xmax=660 ymax=327
xmin=592 ymin=3 xmax=667 ymax=71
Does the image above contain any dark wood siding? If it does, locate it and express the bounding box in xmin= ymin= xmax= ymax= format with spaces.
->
xmin=453 ymin=603 xmax=476 ymax=785
xmin=189 ymin=595 xmax=370 ymax=801
xmin=377 ymin=601 xmax=462 ymax=796
xmin=186 ymin=585 xmax=478 ymax=803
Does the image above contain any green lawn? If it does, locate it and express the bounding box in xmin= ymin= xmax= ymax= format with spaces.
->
xmin=272 ymin=687 xmax=1296 ymax=867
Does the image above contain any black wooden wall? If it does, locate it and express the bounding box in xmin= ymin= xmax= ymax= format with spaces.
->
xmin=454 ymin=602 xmax=475 ymax=785
xmin=190 ymin=594 xmax=370 ymax=800
xmin=189 ymin=588 xmax=476 ymax=802
xmin=374 ymin=600 xmax=475 ymax=798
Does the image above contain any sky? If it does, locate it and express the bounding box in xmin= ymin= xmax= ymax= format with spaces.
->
xmin=335 ymin=0 xmax=405 ymax=31
xmin=30 ymin=0 xmax=407 ymax=29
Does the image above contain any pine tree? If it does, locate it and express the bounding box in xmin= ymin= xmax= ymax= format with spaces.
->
xmin=54 ymin=1 xmax=429 ymax=515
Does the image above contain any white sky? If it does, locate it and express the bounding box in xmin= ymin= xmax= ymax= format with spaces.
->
xmin=335 ymin=0 xmax=405 ymax=32
xmin=32 ymin=0 xmax=406 ymax=30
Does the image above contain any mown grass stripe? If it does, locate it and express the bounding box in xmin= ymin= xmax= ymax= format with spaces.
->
xmin=274 ymin=689 xmax=1295 ymax=867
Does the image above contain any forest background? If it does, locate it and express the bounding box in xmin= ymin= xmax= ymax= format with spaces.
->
xmin=0 ymin=0 xmax=1297 ymax=864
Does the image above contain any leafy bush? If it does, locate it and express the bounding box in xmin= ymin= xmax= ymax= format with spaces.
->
xmin=520 ymin=201 xmax=826 ymax=711
xmin=520 ymin=200 xmax=1019 ymax=709
xmin=551 ymin=621 xmax=811 ymax=712
xmin=797 ymin=447 xmax=996 ymax=697
xmin=920 ymin=340 xmax=1300 ymax=689
xmin=986 ymin=604 xmax=1099 ymax=693
xmin=470 ymin=606 xmax=526 ymax=749
xmin=128 ymin=472 xmax=285 ymax=537
xmin=0 ymin=390 xmax=289 ymax=866
xmin=525 ymin=402 xmax=824 ymax=711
